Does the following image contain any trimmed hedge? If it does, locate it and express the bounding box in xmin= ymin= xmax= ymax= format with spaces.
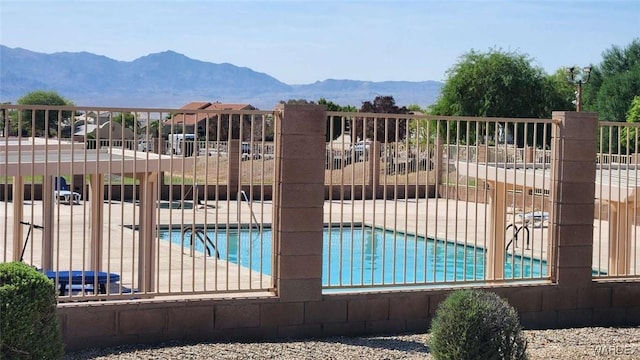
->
xmin=429 ymin=289 xmax=528 ymax=360
xmin=0 ymin=261 xmax=64 ymax=359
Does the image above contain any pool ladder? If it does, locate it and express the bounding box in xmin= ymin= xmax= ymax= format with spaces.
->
xmin=240 ymin=190 xmax=260 ymax=231
xmin=183 ymin=227 xmax=220 ymax=258
xmin=505 ymin=223 xmax=530 ymax=251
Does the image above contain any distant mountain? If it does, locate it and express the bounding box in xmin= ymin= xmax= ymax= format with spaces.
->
xmin=0 ymin=45 xmax=442 ymax=110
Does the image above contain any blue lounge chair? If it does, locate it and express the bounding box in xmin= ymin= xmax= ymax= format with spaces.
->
xmin=19 ymin=222 xmax=121 ymax=296
xmin=53 ymin=176 xmax=81 ymax=204
xmin=44 ymin=270 xmax=120 ymax=295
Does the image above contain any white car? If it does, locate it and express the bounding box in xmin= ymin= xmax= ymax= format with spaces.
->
xmin=352 ymin=141 xmax=371 ymax=161
xmin=137 ymin=140 xmax=152 ymax=152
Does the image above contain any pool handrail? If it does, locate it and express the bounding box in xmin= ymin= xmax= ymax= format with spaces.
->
xmin=182 ymin=227 xmax=220 ymax=258
xmin=240 ymin=190 xmax=260 ymax=230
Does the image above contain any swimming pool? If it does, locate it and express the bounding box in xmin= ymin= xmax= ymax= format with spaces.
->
xmin=158 ymin=225 xmax=548 ymax=287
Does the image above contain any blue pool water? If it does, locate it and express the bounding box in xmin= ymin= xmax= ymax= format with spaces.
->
xmin=159 ymin=226 xmax=548 ymax=287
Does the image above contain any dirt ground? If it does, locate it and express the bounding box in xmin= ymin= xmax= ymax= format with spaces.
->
xmin=187 ymin=157 xmax=436 ymax=185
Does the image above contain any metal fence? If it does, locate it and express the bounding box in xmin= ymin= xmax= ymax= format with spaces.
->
xmin=1 ymin=105 xmax=275 ymax=301
xmin=322 ymin=113 xmax=554 ymax=289
xmin=2 ymin=104 xmax=637 ymax=302
xmin=593 ymin=121 xmax=640 ymax=278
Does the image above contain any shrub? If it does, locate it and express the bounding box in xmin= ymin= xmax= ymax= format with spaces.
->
xmin=0 ymin=261 xmax=64 ymax=359
xmin=429 ymin=289 xmax=528 ymax=360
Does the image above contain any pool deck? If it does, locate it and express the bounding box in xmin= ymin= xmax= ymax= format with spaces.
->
xmin=1 ymin=197 xmax=627 ymax=298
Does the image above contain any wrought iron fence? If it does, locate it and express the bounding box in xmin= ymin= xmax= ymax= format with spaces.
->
xmin=322 ymin=112 xmax=554 ymax=289
xmin=593 ymin=121 xmax=640 ymax=278
xmin=2 ymin=104 xmax=635 ymax=302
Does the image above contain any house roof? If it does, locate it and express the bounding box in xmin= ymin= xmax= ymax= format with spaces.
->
xmin=206 ymin=103 xmax=254 ymax=111
xmin=180 ymin=102 xmax=212 ymax=111
xmin=74 ymin=124 xmax=99 ymax=136
xmin=165 ymin=102 xmax=256 ymax=126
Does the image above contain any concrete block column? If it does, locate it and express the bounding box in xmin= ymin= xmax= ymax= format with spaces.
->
xmin=549 ymin=111 xmax=597 ymax=287
xmin=273 ymin=104 xmax=326 ymax=302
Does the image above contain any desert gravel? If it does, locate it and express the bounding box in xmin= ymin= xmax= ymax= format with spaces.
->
xmin=63 ymin=326 xmax=640 ymax=359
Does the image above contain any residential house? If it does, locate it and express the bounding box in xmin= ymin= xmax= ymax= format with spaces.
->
xmin=163 ymin=102 xmax=261 ymax=141
xmin=73 ymin=120 xmax=135 ymax=148
xmin=73 ymin=111 xmax=111 ymax=126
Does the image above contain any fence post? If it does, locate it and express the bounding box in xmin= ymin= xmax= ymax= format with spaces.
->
xmin=369 ymin=141 xmax=381 ymax=197
xmin=525 ymin=145 xmax=535 ymax=163
xmin=72 ymin=174 xmax=84 ymax=195
xmin=137 ymin=172 xmax=158 ymax=292
xmin=435 ymin=136 xmax=444 ymax=197
xmin=227 ymin=139 xmax=240 ymax=198
xmin=549 ymin=111 xmax=597 ymax=287
xmin=11 ymin=176 xmax=24 ymax=261
xmin=272 ymin=104 xmax=326 ymax=301
xmin=477 ymin=144 xmax=487 ymax=163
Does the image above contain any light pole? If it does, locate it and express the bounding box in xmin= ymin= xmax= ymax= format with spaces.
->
xmin=566 ymin=66 xmax=592 ymax=112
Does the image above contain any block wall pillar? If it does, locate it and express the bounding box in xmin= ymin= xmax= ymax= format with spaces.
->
xmin=273 ymin=104 xmax=326 ymax=302
xmin=549 ymin=111 xmax=597 ymax=287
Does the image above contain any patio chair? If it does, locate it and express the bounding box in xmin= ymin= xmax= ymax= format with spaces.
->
xmin=53 ymin=176 xmax=81 ymax=204
xmin=517 ymin=211 xmax=549 ymax=228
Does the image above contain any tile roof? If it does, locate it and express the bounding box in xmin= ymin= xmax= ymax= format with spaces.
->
xmin=181 ymin=102 xmax=212 ymax=110
xmin=165 ymin=102 xmax=255 ymax=126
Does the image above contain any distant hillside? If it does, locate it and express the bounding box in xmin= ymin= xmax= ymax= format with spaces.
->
xmin=0 ymin=45 xmax=442 ymax=109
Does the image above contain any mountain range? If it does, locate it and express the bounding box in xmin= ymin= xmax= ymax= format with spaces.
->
xmin=0 ymin=45 xmax=442 ymax=110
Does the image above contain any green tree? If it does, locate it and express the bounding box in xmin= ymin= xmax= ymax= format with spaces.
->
xmin=353 ymin=95 xmax=409 ymax=143
xmin=406 ymin=105 xmax=436 ymax=147
xmin=583 ymin=38 xmax=640 ymax=122
xmin=281 ymin=99 xmax=315 ymax=105
xmin=113 ymin=112 xmax=140 ymax=133
xmin=14 ymin=90 xmax=74 ymax=137
xmin=318 ymin=98 xmax=357 ymax=142
xmin=545 ymin=68 xmax=577 ymax=114
xmin=430 ymin=49 xmax=560 ymax=146
xmin=147 ymin=120 xmax=161 ymax=138
xmin=407 ymin=104 xmax=426 ymax=113
xmin=628 ymin=96 xmax=640 ymax=123
xmin=620 ymin=96 xmax=640 ymax=153
xmin=431 ymin=49 xmax=549 ymax=118
xmin=528 ymin=68 xmax=577 ymax=147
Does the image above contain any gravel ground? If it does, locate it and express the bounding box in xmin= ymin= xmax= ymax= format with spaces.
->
xmin=64 ymin=327 xmax=640 ymax=359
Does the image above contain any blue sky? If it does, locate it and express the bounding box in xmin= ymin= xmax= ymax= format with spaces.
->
xmin=1 ymin=0 xmax=638 ymax=84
